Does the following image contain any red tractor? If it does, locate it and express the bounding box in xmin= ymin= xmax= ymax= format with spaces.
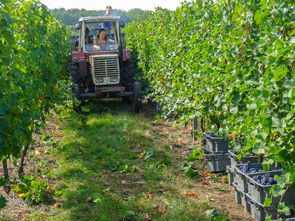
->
xmin=70 ymin=16 xmax=141 ymax=112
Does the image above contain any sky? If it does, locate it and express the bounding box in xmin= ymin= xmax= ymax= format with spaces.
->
xmin=39 ymin=0 xmax=186 ymax=11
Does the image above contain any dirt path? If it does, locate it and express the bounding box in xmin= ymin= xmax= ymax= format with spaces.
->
xmin=0 ymin=101 xmax=253 ymax=221
xmin=144 ymin=113 xmax=253 ymax=221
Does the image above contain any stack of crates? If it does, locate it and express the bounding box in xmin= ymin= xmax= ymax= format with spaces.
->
xmin=226 ymin=150 xmax=260 ymax=186
xmin=229 ymin=162 xmax=295 ymax=221
xmin=202 ymin=132 xmax=230 ymax=172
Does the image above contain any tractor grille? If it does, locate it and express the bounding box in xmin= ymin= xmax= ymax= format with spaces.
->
xmin=90 ymin=54 xmax=120 ymax=85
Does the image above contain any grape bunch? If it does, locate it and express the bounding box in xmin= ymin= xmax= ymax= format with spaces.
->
xmin=238 ymin=162 xmax=282 ymax=174
xmin=238 ymin=162 xmax=264 ymax=174
xmin=252 ymin=174 xmax=277 ymax=185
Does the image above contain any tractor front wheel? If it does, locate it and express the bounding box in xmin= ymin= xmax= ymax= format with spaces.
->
xmin=132 ymin=81 xmax=141 ymax=113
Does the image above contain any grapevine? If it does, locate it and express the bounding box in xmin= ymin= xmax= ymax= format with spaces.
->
xmin=0 ymin=0 xmax=70 ymax=196
xmin=124 ymin=0 xmax=295 ymax=207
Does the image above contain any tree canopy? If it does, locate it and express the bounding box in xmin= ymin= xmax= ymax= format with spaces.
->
xmin=50 ymin=8 xmax=151 ymax=26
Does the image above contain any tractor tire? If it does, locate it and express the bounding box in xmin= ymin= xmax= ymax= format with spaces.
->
xmin=132 ymin=81 xmax=141 ymax=113
xmin=122 ymin=96 xmax=131 ymax=104
xmin=73 ymin=98 xmax=86 ymax=114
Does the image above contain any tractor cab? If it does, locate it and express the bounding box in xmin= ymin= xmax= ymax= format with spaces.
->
xmin=76 ymin=16 xmax=120 ymax=53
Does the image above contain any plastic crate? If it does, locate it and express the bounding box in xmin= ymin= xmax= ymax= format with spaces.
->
xmin=233 ymin=183 xmax=250 ymax=212
xmin=233 ymin=163 xmax=280 ymax=193
xmin=247 ymin=172 xmax=295 ymax=206
xmin=233 ymin=163 xmax=265 ymax=193
xmin=248 ymin=194 xmax=278 ymax=221
xmin=204 ymin=152 xmax=230 ymax=172
xmin=228 ymin=149 xmax=260 ymax=166
xmin=202 ymin=147 xmax=228 ymax=155
xmin=203 ymin=132 xmax=229 ymax=152
xmin=226 ymin=165 xmax=234 ymax=186
xmin=246 ymin=171 xmax=282 ymax=205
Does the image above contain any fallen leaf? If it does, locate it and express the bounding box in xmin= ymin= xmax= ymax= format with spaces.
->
xmin=47 ymin=186 xmax=54 ymax=191
xmin=144 ymin=213 xmax=152 ymax=221
xmin=51 ymin=132 xmax=62 ymax=137
xmin=179 ymin=192 xmax=186 ymax=197
xmin=54 ymin=203 xmax=61 ymax=208
xmin=155 ymin=207 xmax=167 ymax=216
xmin=201 ymin=172 xmax=212 ymax=178
xmin=179 ymin=192 xmax=198 ymax=198
xmin=55 ymin=125 xmax=61 ymax=129
xmin=228 ymin=132 xmax=237 ymax=139
xmin=206 ymin=196 xmax=215 ymax=202
xmin=21 ymin=216 xmax=29 ymax=221
xmin=18 ymin=193 xmax=26 ymax=199
xmin=221 ymin=175 xmax=228 ymax=183
xmin=146 ymin=192 xmax=152 ymax=199
xmin=34 ymin=150 xmax=42 ymax=156
xmin=186 ymin=192 xmax=198 ymax=198
xmin=160 ymin=131 xmax=169 ymax=135
xmin=200 ymin=180 xmax=209 ymax=185
xmin=177 ymin=138 xmax=185 ymax=144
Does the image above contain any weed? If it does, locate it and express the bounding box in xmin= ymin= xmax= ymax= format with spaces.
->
xmin=181 ymin=162 xmax=200 ymax=179
xmin=12 ymin=176 xmax=51 ymax=205
xmin=187 ymin=147 xmax=204 ymax=160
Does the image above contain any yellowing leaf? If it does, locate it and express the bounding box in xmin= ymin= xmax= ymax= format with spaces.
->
xmin=18 ymin=193 xmax=26 ymax=199
xmin=54 ymin=203 xmax=61 ymax=208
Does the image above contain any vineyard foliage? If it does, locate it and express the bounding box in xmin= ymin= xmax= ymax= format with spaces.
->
xmin=0 ymin=0 xmax=70 ymax=161
xmin=124 ymin=0 xmax=295 ymax=187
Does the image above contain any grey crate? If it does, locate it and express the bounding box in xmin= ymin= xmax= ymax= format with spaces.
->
xmin=248 ymin=194 xmax=278 ymax=221
xmin=247 ymin=171 xmax=282 ymax=205
xmin=233 ymin=163 xmax=268 ymax=193
xmin=204 ymin=152 xmax=230 ymax=172
xmin=226 ymin=165 xmax=234 ymax=186
xmin=202 ymin=147 xmax=227 ymax=154
xmin=228 ymin=149 xmax=260 ymax=166
xmin=203 ymin=132 xmax=229 ymax=152
xmin=233 ymin=183 xmax=250 ymax=212
xmin=247 ymin=172 xmax=295 ymax=206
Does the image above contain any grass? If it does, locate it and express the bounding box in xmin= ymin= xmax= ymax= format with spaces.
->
xmin=29 ymin=100 xmax=213 ymax=221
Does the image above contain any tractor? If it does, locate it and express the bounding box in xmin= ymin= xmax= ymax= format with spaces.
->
xmin=70 ymin=16 xmax=141 ymax=112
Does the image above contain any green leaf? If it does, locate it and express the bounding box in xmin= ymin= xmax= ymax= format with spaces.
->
xmin=261 ymin=117 xmax=272 ymax=128
xmin=264 ymin=198 xmax=272 ymax=206
xmin=270 ymin=185 xmax=285 ymax=197
xmin=0 ymin=178 xmax=6 ymax=186
xmin=278 ymin=202 xmax=291 ymax=216
xmin=0 ymin=196 xmax=6 ymax=208
xmin=274 ymin=65 xmax=288 ymax=81
xmin=187 ymin=148 xmax=204 ymax=160
xmin=248 ymin=103 xmax=257 ymax=110
xmin=214 ymin=214 xmax=230 ymax=221
xmin=119 ymin=209 xmax=136 ymax=217
xmin=144 ymin=151 xmax=154 ymax=160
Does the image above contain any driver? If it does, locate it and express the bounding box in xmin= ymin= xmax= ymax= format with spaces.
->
xmin=93 ymin=28 xmax=109 ymax=50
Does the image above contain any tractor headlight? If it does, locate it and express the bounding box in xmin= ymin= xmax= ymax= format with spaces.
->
xmin=110 ymin=77 xmax=118 ymax=82
xmin=96 ymin=78 xmax=103 ymax=83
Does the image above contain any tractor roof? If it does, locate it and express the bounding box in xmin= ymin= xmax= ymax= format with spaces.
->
xmin=79 ymin=16 xmax=120 ymax=23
